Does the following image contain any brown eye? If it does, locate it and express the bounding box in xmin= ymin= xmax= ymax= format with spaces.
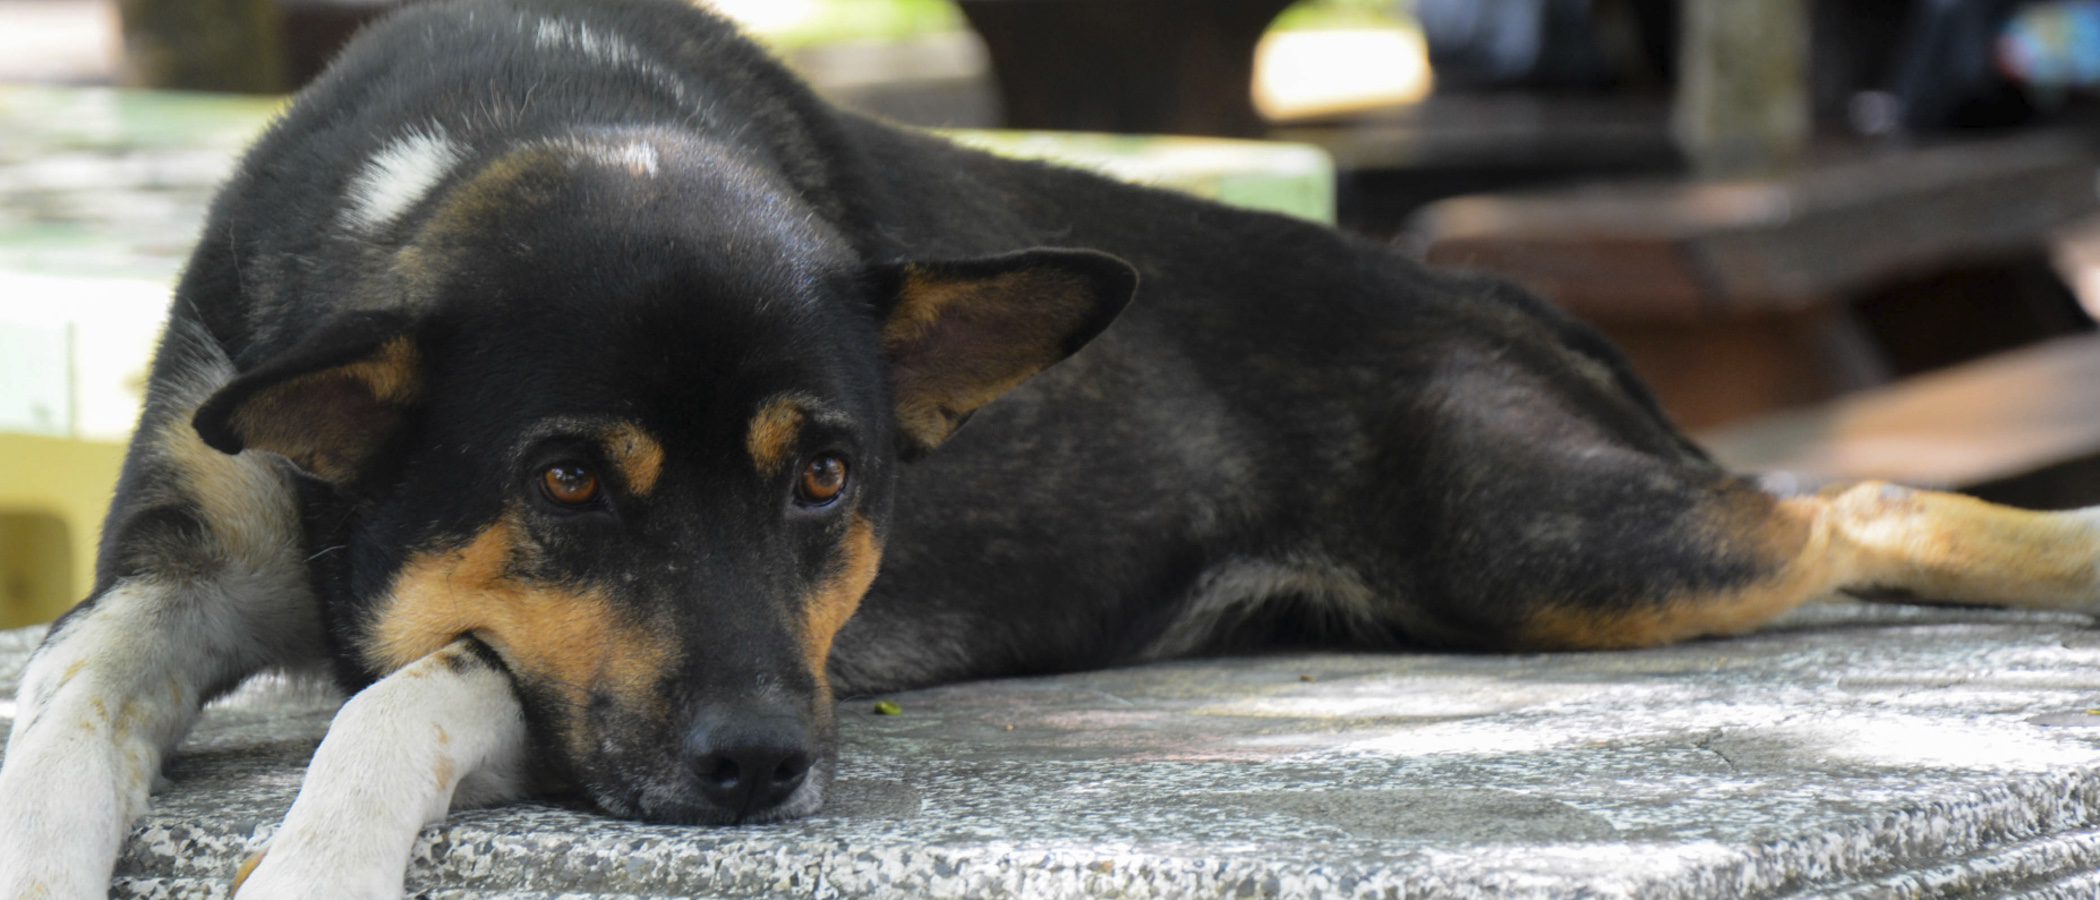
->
xmin=796 ymin=455 xmax=848 ymax=506
xmin=541 ymin=464 xmax=600 ymax=506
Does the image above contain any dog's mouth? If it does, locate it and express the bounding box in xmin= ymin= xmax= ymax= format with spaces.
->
xmin=576 ymin=754 xmax=834 ymax=826
xmin=501 ymin=656 xmax=838 ymax=825
xmin=540 ymin=698 xmax=838 ymax=826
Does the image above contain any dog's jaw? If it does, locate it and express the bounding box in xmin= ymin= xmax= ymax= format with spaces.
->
xmin=585 ymin=753 xmax=834 ymax=825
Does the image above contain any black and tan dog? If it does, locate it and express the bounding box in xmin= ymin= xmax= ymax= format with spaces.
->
xmin=5 ymin=0 xmax=2100 ymax=894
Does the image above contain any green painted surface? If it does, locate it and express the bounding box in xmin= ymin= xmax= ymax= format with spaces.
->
xmin=0 ymin=85 xmax=1333 ymax=281
xmin=0 ymin=87 xmax=281 ymax=280
xmin=737 ymin=0 xmax=966 ymax=48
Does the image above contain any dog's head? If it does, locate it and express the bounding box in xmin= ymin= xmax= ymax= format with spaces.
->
xmin=192 ymin=135 xmax=1135 ymax=823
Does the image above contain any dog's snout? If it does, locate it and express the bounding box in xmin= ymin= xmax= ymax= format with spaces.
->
xmin=685 ymin=711 xmax=815 ymax=820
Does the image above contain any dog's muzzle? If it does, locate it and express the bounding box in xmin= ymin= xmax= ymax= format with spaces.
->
xmin=680 ymin=702 xmax=820 ymax=822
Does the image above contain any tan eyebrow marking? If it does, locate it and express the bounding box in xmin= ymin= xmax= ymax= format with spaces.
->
xmin=601 ymin=422 xmax=665 ymax=496
xmin=747 ymin=395 xmax=809 ymax=477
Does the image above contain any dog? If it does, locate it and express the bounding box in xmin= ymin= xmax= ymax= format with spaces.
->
xmin=6 ymin=0 xmax=2100 ymax=894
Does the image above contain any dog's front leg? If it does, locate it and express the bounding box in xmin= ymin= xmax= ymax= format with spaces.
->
xmin=1 ymin=320 xmax=330 ymax=898
xmin=233 ymin=639 xmax=528 ymax=899
xmin=0 ymin=576 xmax=323 ymax=899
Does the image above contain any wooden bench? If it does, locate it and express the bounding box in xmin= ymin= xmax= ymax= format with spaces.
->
xmin=1697 ymin=332 xmax=2100 ymax=504
xmin=1413 ymin=130 xmax=2100 ymax=429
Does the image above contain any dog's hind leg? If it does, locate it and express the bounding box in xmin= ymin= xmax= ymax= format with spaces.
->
xmin=233 ymin=639 xmax=528 ymax=900
xmin=0 ymin=319 xmax=327 ymax=897
xmin=1517 ymin=479 xmax=2100 ymax=650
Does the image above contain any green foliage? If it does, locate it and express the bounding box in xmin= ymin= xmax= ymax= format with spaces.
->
xmin=1271 ymin=0 xmax=1414 ymax=33
xmin=752 ymin=0 xmax=966 ymax=49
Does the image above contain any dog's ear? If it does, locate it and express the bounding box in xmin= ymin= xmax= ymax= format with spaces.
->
xmin=193 ymin=312 xmax=425 ymax=484
xmin=879 ymin=247 xmax=1137 ymax=455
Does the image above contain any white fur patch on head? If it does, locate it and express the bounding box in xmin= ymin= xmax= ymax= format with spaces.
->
xmin=341 ymin=126 xmax=465 ymax=234
xmin=533 ymin=17 xmax=625 ymax=61
xmin=536 ymin=135 xmax=668 ymax=181
xmin=606 ymin=141 xmax=659 ymax=177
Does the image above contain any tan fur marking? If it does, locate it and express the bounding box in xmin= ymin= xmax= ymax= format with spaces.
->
xmin=346 ymin=337 xmax=421 ymax=404
xmin=232 ymin=851 xmax=267 ymax=893
xmin=881 ymin=268 xmax=971 ymax=345
xmin=1524 ymin=490 xmax=1835 ymax=650
xmin=432 ymin=748 xmax=456 ymax=792
xmin=1525 ymin=480 xmax=2100 ymax=650
xmin=113 ymin=700 xmax=142 ymax=740
xmin=163 ymin=404 xmax=301 ymax=568
xmin=800 ymin=515 xmax=884 ymax=685
xmin=227 ymin=337 xmax=422 ymax=482
xmin=379 ymin=145 xmax=576 ymax=301
xmin=603 ymin=422 xmax=666 ymax=495
xmin=1818 ymin=481 xmax=2100 ymax=608
xmin=884 ymin=267 xmax=1096 ymax=449
xmin=746 ymin=396 xmax=808 ymax=477
xmin=414 ymin=147 xmax=565 ymax=241
xmin=361 ymin=516 xmax=676 ymax=735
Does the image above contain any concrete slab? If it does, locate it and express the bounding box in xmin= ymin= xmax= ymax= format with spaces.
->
xmin=8 ymin=600 xmax=2100 ymax=897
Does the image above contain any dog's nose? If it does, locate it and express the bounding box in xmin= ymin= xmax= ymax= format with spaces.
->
xmin=685 ymin=712 xmax=814 ymax=819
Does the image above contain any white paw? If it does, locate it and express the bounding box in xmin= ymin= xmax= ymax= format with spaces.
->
xmin=234 ymin=847 xmax=404 ymax=900
xmin=0 ymin=732 xmax=130 ymax=899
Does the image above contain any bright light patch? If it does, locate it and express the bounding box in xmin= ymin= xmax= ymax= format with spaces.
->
xmin=1806 ymin=714 xmax=2096 ymax=770
xmin=706 ymin=0 xmax=822 ymax=35
xmin=2052 ymin=213 xmax=2100 ymax=322
xmin=1254 ymin=27 xmax=1433 ymax=122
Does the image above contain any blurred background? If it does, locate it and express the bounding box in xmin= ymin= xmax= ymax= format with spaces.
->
xmin=2 ymin=0 xmax=2099 ymax=627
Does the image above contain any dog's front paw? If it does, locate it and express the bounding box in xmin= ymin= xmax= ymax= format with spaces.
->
xmin=232 ymin=845 xmax=402 ymax=900
xmin=0 ymin=847 xmax=112 ymax=900
xmin=0 ymin=732 xmax=136 ymax=899
xmin=0 ymin=808 xmax=123 ymax=898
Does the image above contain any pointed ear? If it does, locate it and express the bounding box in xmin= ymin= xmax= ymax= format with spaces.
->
xmin=193 ymin=312 xmax=425 ymax=484
xmin=880 ymin=247 xmax=1137 ymax=454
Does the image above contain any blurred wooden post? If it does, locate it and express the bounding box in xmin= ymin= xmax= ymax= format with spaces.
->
xmin=956 ymin=0 xmax=1295 ymax=137
xmin=1673 ymin=0 xmax=1811 ymax=176
xmin=117 ymin=0 xmax=287 ymax=93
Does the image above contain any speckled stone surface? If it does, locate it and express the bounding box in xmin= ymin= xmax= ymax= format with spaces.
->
xmin=10 ymin=601 xmax=2100 ymax=898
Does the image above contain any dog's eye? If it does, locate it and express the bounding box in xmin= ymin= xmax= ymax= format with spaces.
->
xmin=541 ymin=464 xmax=601 ymax=506
xmin=795 ymin=455 xmax=848 ymax=506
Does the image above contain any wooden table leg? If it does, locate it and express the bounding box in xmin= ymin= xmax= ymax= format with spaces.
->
xmin=956 ymin=0 xmax=1295 ymax=137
